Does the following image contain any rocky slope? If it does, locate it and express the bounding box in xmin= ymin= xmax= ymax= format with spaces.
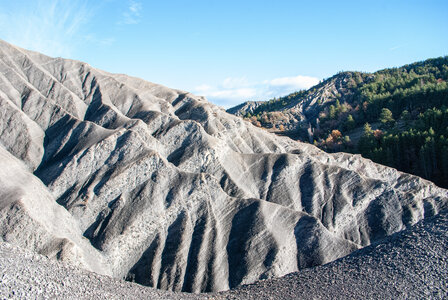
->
xmin=0 ymin=240 xmax=200 ymax=300
xmin=2 ymin=210 xmax=447 ymax=299
xmin=222 ymin=209 xmax=448 ymax=299
xmin=227 ymin=58 xmax=448 ymax=188
xmin=227 ymin=58 xmax=448 ymax=141
xmin=0 ymin=39 xmax=447 ymax=293
xmin=227 ymin=72 xmax=359 ymax=132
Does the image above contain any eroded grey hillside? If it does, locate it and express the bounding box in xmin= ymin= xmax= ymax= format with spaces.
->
xmin=0 ymin=39 xmax=447 ymax=293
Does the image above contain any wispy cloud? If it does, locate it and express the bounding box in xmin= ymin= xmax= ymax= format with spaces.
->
xmin=120 ymin=0 xmax=143 ymax=25
xmin=0 ymin=0 xmax=95 ymax=57
xmin=196 ymin=84 xmax=257 ymax=101
xmin=266 ymin=75 xmax=320 ymax=89
xmin=194 ymin=75 xmax=320 ymax=108
xmin=389 ymin=44 xmax=406 ymax=51
xmin=84 ymin=35 xmax=116 ymax=47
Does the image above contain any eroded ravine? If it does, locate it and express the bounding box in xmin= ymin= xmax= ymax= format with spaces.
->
xmin=0 ymin=39 xmax=447 ymax=292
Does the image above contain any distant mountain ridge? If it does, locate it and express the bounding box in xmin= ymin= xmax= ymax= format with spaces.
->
xmin=228 ymin=57 xmax=448 ymax=188
xmin=0 ymin=39 xmax=447 ymax=293
xmin=227 ymin=71 xmax=364 ymax=130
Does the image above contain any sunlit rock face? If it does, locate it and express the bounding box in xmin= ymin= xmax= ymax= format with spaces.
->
xmin=0 ymin=39 xmax=446 ymax=292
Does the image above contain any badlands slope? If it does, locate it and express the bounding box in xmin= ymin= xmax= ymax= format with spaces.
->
xmin=1 ymin=211 xmax=447 ymax=299
xmin=0 ymin=39 xmax=447 ymax=293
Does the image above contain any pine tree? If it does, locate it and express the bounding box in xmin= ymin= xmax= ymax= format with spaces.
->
xmin=358 ymin=123 xmax=375 ymax=157
xmin=363 ymin=122 xmax=373 ymax=135
xmin=329 ymin=105 xmax=336 ymax=119
xmin=345 ymin=114 xmax=355 ymax=131
xmin=379 ymin=108 xmax=395 ymax=128
xmin=401 ymin=110 xmax=411 ymax=125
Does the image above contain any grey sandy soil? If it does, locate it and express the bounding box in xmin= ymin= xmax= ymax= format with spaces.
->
xmin=0 ymin=39 xmax=447 ymax=295
xmin=0 ymin=242 xmax=206 ymax=300
xmin=1 ymin=210 xmax=447 ymax=299
xmin=220 ymin=210 xmax=448 ymax=299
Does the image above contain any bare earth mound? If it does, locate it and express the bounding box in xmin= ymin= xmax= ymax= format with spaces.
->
xmin=1 ymin=211 xmax=447 ymax=299
xmin=0 ymin=39 xmax=447 ymax=294
xmin=221 ymin=210 xmax=448 ymax=299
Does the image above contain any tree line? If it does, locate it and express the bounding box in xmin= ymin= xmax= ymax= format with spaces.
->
xmin=317 ymin=57 xmax=448 ymax=188
xmin=242 ymin=56 xmax=448 ymax=188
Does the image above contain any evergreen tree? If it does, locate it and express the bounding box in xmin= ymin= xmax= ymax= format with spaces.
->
xmin=358 ymin=123 xmax=376 ymax=157
xmin=400 ymin=110 xmax=411 ymax=126
xmin=238 ymin=56 xmax=448 ymax=187
xmin=345 ymin=114 xmax=355 ymax=131
xmin=363 ymin=122 xmax=373 ymax=135
xmin=379 ymin=108 xmax=395 ymax=128
xmin=329 ymin=105 xmax=336 ymax=119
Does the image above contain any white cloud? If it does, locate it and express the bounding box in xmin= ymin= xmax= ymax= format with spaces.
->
xmin=0 ymin=0 xmax=94 ymax=58
xmin=120 ymin=0 xmax=143 ymax=25
xmin=194 ymin=75 xmax=320 ymax=108
xmin=268 ymin=75 xmax=320 ymax=89
xmin=389 ymin=44 xmax=406 ymax=51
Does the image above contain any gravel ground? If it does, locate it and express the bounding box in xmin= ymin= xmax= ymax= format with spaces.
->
xmin=1 ymin=211 xmax=448 ymax=299
xmin=0 ymin=242 xmax=207 ymax=300
xmin=220 ymin=210 xmax=448 ymax=299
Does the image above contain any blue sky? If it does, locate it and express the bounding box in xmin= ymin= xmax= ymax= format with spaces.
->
xmin=1 ymin=0 xmax=447 ymax=108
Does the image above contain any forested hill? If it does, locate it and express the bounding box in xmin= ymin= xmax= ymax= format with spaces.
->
xmin=227 ymin=56 xmax=448 ymax=188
